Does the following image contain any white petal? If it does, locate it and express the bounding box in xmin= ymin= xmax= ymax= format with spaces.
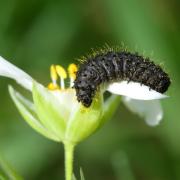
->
xmin=0 ymin=56 xmax=33 ymax=91
xmin=50 ymin=89 xmax=80 ymax=119
xmin=122 ymin=97 xmax=163 ymax=126
xmin=107 ymin=81 xmax=168 ymax=100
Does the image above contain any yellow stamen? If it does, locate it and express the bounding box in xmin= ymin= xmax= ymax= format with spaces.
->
xmin=55 ymin=65 xmax=67 ymax=89
xmin=47 ymin=82 xmax=59 ymax=90
xmin=50 ymin=65 xmax=58 ymax=82
xmin=68 ymin=64 xmax=78 ymax=80
xmin=56 ymin=65 xmax=67 ymax=79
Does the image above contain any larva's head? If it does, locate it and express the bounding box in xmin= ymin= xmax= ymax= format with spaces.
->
xmin=76 ymin=89 xmax=92 ymax=107
xmin=74 ymin=75 xmax=93 ymax=107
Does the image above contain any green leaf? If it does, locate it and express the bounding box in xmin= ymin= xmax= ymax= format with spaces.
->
xmin=80 ymin=168 xmax=85 ymax=180
xmin=0 ymin=155 xmax=23 ymax=180
xmin=72 ymin=174 xmax=77 ymax=180
xmin=72 ymin=168 xmax=85 ymax=180
xmin=65 ymin=92 xmax=104 ymax=144
xmin=32 ymin=81 xmax=66 ymax=141
xmin=8 ymin=85 xmax=59 ymax=142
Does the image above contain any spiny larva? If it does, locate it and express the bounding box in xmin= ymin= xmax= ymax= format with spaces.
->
xmin=74 ymin=49 xmax=171 ymax=107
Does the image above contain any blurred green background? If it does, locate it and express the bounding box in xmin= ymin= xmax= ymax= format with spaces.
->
xmin=0 ymin=0 xmax=179 ymax=179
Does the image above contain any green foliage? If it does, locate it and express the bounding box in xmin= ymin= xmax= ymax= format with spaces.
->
xmin=0 ymin=0 xmax=179 ymax=179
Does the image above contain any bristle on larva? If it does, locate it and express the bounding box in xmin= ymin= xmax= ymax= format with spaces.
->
xmin=74 ymin=50 xmax=171 ymax=107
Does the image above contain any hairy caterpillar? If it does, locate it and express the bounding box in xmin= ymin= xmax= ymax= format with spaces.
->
xmin=74 ymin=49 xmax=171 ymax=107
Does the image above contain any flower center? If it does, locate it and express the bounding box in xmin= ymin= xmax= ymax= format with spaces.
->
xmin=47 ymin=64 xmax=77 ymax=91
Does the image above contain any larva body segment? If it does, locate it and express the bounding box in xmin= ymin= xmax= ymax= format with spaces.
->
xmin=74 ymin=51 xmax=171 ymax=107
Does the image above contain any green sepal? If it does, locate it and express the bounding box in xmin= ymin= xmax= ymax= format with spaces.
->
xmin=100 ymin=95 xmax=121 ymax=126
xmin=32 ymin=82 xmax=66 ymax=141
xmin=65 ymin=92 xmax=103 ymax=144
xmin=8 ymin=85 xmax=59 ymax=142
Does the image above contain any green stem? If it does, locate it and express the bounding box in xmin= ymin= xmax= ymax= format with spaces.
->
xmin=64 ymin=142 xmax=75 ymax=180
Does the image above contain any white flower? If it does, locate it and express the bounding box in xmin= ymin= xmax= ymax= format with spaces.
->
xmin=0 ymin=55 xmax=167 ymax=142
